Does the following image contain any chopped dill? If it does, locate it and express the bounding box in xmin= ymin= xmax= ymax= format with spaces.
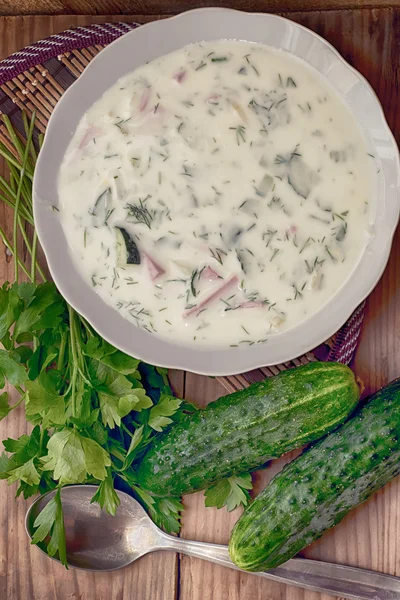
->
xmin=126 ymin=197 xmax=154 ymax=229
xmin=229 ymin=125 xmax=246 ymax=145
xmin=270 ymin=248 xmax=279 ymax=262
xmin=325 ymin=245 xmax=336 ymax=261
xmin=292 ymin=284 xmax=303 ymax=300
xmin=299 ymin=237 xmax=312 ymax=254
xmin=195 ymin=61 xmax=207 ymax=71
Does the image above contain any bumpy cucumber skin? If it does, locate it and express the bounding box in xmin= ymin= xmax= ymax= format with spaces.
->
xmin=229 ymin=378 xmax=400 ymax=572
xmin=137 ymin=362 xmax=359 ymax=497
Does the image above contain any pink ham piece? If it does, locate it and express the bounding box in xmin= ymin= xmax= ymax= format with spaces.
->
xmin=78 ymin=126 xmax=101 ymax=149
xmin=139 ymin=87 xmax=151 ymax=112
xmin=143 ymin=252 xmax=165 ymax=281
xmin=184 ymin=275 xmax=239 ymax=318
xmin=207 ymin=94 xmax=220 ymax=105
xmin=240 ymin=301 xmax=264 ymax=308
xmin=201 ymin=266 xmax=221 ymax=281
xmin=173 ymin=70 xmax=187 ymax=83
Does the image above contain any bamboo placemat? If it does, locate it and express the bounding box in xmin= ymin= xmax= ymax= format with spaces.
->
xmin=0 ymin=22 xmax=366 ymax=393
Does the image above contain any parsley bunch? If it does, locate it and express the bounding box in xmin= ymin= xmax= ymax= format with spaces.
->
xmin=0 ymin=112 xmax=253 ymax=567
xmin=0 ymin=277 xmax=195 ymax=564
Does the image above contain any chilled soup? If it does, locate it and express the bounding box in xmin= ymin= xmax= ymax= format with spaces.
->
xmin=58 ymin=40 xmax=372 ymax=347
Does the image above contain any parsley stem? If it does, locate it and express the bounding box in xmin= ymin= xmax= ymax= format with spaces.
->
xmin=109 ymin=446 xmax=127 ymax=463
xmin=8 ymin=392 xmax=26 ymax=411
xmin=79 ymin=316 xmax=94 ymax=337
xmin=76 ymin=365 xmax=92 ymax=387
xmin=38 ymin=427 xmax=46 ymax=454
xmin=121 ymin=422 xmax=134 ymax=438
xmin=67 ymin=305 xmax=79 ymax=419
xmin=57 ymin=332 xmax=67 ymax=372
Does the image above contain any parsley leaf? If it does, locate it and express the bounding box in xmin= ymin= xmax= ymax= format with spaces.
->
xmin=0 ymin=350 xmax=28 ymax=387
xmin=148 ymin=394 xmax=183 ymax=432
xmin=41 ymin=429 xmax=111 ymax=484
xmin=13 ymin=281 xmax=36 ymax=304
xmin=205 ymin=473 xmax=253 ymax=511
xmin=121 ymin=425 xmax=144 ymax=470
xmin=99 ymin=387 xmax=152 ymax=429
xmin=149 ymin=497 xmax=184 ymax=534
xmin=0 ymin=392 xmax=10 ymax=421
xmin=127 ymin=482 xmax=182 ymax=534
xmin=25 ymin=380 xmax=66 ymax=426
xmin=2 ymin=426 xmax=41 ymax=470
xmin=31 ymin=489 xmax=67 ymax=567
xmin=84 ymin=337 xmax=139 ymax=376
xmin=0 ymin=283 xmax=23 ymax=338
xmin=90 ymin=470 xmax=121 ymax=516
xmin=13 ymin=282 xmax=64 ymax=338
xmin=8 ymin=457 xmax=41 ymax=486
xmin=119 ymin=389 xmax=153 ymax=413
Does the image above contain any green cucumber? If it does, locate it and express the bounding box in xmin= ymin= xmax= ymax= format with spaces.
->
xmin=137 ymin=362 xmax=359 ymax=497
xmin=229 ymin=378 xmax=400 ymax=572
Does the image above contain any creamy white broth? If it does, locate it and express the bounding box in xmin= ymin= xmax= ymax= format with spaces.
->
xmin=58 ymin=40 xmax=372 ymax=347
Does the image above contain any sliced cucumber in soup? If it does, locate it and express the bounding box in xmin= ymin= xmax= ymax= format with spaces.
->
xmin=116 ymin=226 xmax=141 ymax=265
xmin=92 ymin=188 xmax=112 ymax=226
xmin=287 ymin=156 xmax=316 ymax=199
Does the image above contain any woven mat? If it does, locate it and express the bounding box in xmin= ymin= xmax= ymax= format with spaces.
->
xmin=0 ymin=22 xmax=366 ymax=393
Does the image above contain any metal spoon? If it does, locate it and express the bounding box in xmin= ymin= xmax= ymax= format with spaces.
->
xmin=26 ymin=485 xmax=400 ymax=600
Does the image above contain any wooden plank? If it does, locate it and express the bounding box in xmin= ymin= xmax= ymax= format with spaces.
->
xmin=2 ymin=0 xmax=400 ymax=16
xmin=0 ymin=8 xmax=400 ymax=600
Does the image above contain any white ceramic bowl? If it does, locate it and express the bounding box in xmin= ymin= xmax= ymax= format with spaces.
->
xmin=33 ymin=7 xmax=400 ymax=376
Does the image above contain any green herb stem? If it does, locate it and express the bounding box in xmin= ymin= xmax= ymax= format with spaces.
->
xmin=121 ymin=422 xmax=134 ymax=438
xmin=0 ymin=175 xmax=34 ymax=224
xmin=67 ymin=305 xmax=79 ymax=419
xmin=57 ymin=331 xmax=67 ymax=372
xmin=12 ymin=112 xmax=36 ymax=283
xmin=8 ymin=392 xmax=26 ymax=411
xmin=31 ymin=229 xmax=38 ymax=283
xmin=0 ymin=185 xmax=34 ymax=225
xmin=2 ymin=115 xmax=34 ymax=174
xmin=0 ymin=141 xmax=33 ymax=180
xmin=22 ymin=111 xmax=37 ymax=164
xmin=16 ymin=215 xmax=46 ymax=282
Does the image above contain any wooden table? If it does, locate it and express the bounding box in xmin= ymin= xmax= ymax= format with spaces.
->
xmin=1 ymin=4 xmax=400 ymax=599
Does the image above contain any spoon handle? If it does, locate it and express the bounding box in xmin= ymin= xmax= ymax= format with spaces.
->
xmin=159 ymin=535 xmax=400 ymax=600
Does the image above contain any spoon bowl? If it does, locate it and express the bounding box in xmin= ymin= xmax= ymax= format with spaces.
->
xmin=26 ymin=485 xmax=400 ymax=599
xmin=26 ymin=485 xmax=160 ymax=570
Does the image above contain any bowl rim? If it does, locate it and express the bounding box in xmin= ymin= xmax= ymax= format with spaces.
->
xmin=33 ymin=7 xmax=400 ymax=376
